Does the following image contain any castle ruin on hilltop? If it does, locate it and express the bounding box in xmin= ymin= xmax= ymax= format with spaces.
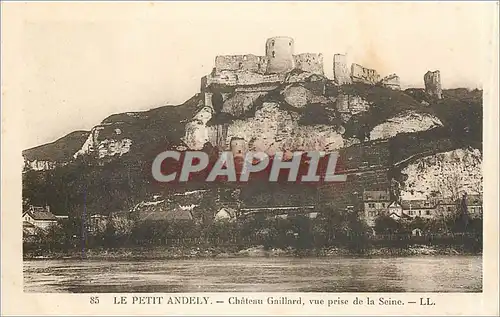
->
xmin=200 ymin=36 xmax=411 ymax=112
xmin=196 ymin=36 xmax=443 ymax=153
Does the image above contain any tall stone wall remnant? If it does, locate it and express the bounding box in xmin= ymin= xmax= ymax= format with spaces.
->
xmin=424 ymin=70 xmax=442 ymax=99
xmin=333 ymin=54 xmax=352 ymax=85
xmin=351 ymin=63 xmax=380 ymax=85
xmin=214 ymin=55 xmax=264 ymax=74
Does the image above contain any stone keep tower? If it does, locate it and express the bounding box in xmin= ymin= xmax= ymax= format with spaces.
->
xmin=424 ymin=70 xmax=443 ymax=99
xmin=265 ymin=36 xmax=295 ymax=74
xmin=230 ymin=137 xmax=246 ymax=159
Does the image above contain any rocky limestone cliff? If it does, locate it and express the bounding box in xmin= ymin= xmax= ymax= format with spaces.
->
xmin=74 ymin=125 xmax=133 ymax=159
xmin=23 ymin=78 xmax=482 ymax=183
xmin=225 ymin=102 xmax=344 ymax=154
xmin=370 ymin=110 xmax=443 ymax=141
xmin=400 ymin=147 xmax=482 ymax=200
xmin=25 ymin=160 xmax=58 ymax=171
xmin=184 ymin=101 xmax=345 ymax=154
xmin=185 ymin=79 xmax=453 ymax=154
xmin=282 ymin=85 xmax=331 ymax=109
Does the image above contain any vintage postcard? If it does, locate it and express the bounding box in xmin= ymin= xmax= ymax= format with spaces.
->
xmin=1 ymin=1 xmax=499 ymax=316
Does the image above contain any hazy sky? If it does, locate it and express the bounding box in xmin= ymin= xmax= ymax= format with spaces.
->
xmin=2 ymin=2 xmax=495 ymax=150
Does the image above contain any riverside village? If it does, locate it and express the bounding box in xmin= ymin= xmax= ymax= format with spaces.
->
xmin=22 ymin=36 xmax=483 ymax=258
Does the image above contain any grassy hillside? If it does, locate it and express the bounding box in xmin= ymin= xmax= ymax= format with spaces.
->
xmin=23 ymin=94 xmax=203 ymax=164
xmin=23 ymin=131 xmax=90 ymax=163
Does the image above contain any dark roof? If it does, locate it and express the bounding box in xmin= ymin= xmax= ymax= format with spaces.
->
xmin=436 ymin=197 xmax=456 ymax=205
xmin=363 ymin=191 xmax=390 ymax=202
xmin=401 ymin=200 xmax=435 ymax=210
xmin=435 ymin=195 xmax=482 ymax=206
xmin=24 ymin=209 xmax=58 ymax=221
xmin=23 ymin=221 xmax=35 ymax=228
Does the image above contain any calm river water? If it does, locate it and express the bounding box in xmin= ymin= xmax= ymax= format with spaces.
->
xmin=24 ymin=256 xmax=482 ymax=293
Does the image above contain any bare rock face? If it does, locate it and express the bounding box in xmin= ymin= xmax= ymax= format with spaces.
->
xmin=401 ymin=148 xmax=482 ymax=200
xmin=25 ymin=160 xmax=57 ymax=171
xmin=183 ymin=106 xmax=213 ymax=150
xmin=74 ymin=125 xmax=133 ymax=159
xmin=97 ymin=139 xmax=133 ymax=159
xmin=424 ymin=70 xmax=442 ymax=99
xmin=185 ymin=102 xmax=345 ymax=155
xmin=369 ymin=110 xmax=443 ymax=140
xmin=282 ymin=85 xmax=331 ymax=109
xmin=335 ymin=94 xmax=372 ymax=115
xmin=284 ymin=71 xmax=325 ymax=84
xmin=222 ymin=92 xmax=267 ymax=116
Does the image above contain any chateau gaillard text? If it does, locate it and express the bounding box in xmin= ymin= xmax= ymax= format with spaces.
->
xmin=108 ymin=296 xmax=436 ymax=307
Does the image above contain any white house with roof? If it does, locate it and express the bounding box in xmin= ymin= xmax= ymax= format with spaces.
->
xmin=22 ymin=206 xmax=58 ymax=230
xmin=465 ymin=194 xmax=482 ymax=218
xmin=401 ymin=200 xmax=437 ymax=219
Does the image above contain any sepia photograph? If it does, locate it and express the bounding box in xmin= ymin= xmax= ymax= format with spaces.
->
xmin=2 ymin=1 xmax=497 ymax=306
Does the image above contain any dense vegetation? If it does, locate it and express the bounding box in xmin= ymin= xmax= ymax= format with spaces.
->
xmin=24 ymin=201 xmax=482 ymax=256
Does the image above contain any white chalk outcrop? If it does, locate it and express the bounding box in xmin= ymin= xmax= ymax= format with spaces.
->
xmin=370 ymin=110 xmax=443 ymax=140
xmin=401 ymin=148 xmax=482 ymax=200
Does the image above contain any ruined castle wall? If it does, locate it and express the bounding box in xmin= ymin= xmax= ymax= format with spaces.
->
xmin=265 ymin=36 xmax=295 ymax=74
xmin=351 ymin=63 xmax=380 ymax=85
xmin=206 ymin=70 xmax=239 ymax=86
xmin=293 ymin=53 xmax=324 ymax=75
xmin=333 ymin=54 xmax=352 ymax=85
xmin=235 ymin=72 xmax=284 ymax=85
xmin=380 ymin=74 xmax=401 ymax=90
xmin=424 ymin=70 xmax=442 ymax=99
xmin=204 ymin=71 xmax=284 ymax=88
xmin=204 ymin=92 xmax=213 ymax=109
xmin=214 ymin=55 xmax=267 ymax=74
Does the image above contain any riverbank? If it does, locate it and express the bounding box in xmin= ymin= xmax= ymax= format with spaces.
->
xmin=23 ymin=244 xmax=481 ymax=260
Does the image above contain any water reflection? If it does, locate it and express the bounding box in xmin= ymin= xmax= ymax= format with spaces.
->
xmin=23 ymin=256 xmax=482 ymax=293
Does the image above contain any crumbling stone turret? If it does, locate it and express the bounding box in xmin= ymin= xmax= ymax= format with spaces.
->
xmin=424 ymin=70 xmax=442 ymax=99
